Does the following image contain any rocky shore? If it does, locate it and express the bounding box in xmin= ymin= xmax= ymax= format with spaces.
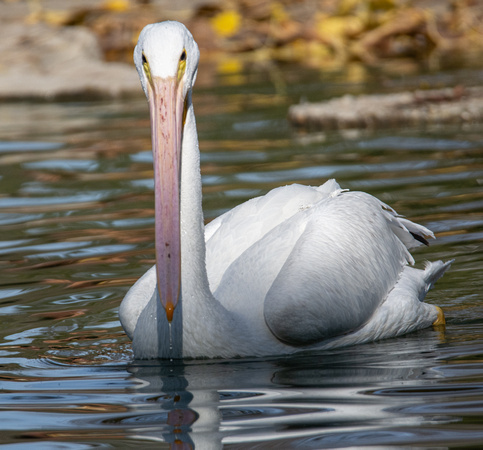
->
xmin=0 ymin=22 xmax=139 ymax=100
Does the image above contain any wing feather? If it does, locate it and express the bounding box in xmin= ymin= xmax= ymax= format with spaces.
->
xmin=264 ymin=191 xmax=411 ymax=345
xmin=205 ymin=180 xmax=342 ymax=291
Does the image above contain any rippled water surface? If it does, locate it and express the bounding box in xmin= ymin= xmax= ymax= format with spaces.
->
xmin=0 ymin=64 xmax=482 ymax=448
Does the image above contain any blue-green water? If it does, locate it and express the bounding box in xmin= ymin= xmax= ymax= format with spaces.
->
xmin=0 ymin=64 xmax=482 ymax=448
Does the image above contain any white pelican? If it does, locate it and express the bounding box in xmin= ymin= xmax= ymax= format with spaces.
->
xmin=119 ymin=21 xmax=451 ymax=359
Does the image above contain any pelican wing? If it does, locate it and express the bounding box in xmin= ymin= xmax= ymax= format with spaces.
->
xmin=205 ymin=179 xmax=344 ymax=292
xmin=207 ymin=181 xmax=426 ymax=347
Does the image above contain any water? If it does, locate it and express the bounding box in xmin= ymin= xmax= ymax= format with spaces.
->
xmin=0 ymin=63 xmax=482 ymax=448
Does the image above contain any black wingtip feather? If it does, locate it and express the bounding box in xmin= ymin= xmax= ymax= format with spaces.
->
xmin=410 ymin=231 xmax=430 ymax=246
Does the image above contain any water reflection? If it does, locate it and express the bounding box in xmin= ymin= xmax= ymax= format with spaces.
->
xmin=123 ymin=330 xmax=470 ymax=448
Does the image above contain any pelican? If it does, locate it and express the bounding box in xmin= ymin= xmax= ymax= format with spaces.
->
xmin=119 ymin=21 xmax=451 ymax=359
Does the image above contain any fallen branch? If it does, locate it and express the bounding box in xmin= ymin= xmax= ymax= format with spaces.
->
xmin=288 ymin=86 xmax=483 ymax=130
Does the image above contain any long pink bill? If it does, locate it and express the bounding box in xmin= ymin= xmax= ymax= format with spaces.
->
xmin=148 ymin=76 xmax=184 ymax=322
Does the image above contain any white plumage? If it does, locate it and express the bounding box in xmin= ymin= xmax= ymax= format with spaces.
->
xmin=119 ymin=21 xmax=451 ymax=359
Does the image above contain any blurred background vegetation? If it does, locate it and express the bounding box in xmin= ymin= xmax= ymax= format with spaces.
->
xmin=18 ymin=0 xmax=483 ymax=61
xmin=1 ymin=0 xmax=482 ymax=98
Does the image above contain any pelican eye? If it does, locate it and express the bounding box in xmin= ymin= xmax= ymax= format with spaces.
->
xmin=178 ymin=49 xmax=187 ymax=82
xmin=142 ymin=52 xmax=153 ymax=86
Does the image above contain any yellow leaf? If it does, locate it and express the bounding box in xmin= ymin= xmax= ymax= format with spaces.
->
xmin=271 ymin=2 xmax=289 ymax=23
xmin=217 ymin=57 xmax=245 ymax=86
xmin=316 ymin=15 xmax=364 ymax=39
xmin=103 ymin=0 xmax=131 ymax=12
xmin=217 ymin=57 xmax=243 ymax=75
xmin=211 ymin=10 xmax=242 ymax=38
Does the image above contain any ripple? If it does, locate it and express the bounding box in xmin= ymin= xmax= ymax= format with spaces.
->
xmin=0 ymin=193 xmax=109 ymax=208
xmin=0 ymin=213 xmax=44 ymax=226
xmin=23 ymin=159 xmax=99 ymax=172
xmin=369 ymin=383 xmax=483 ymax=397
xmin=356 ymin=136 xmax=479 ymax=151
xmin=219 ymin=391 xmax=264 ymax=401
xmin=0 ymin=141 xmax=64 ymax=153
xmin=221 ymin=404 xmax=331 ymax=422
xmin=234 ymin=159 xmax=439 ymax=184
xmin=394 ymin=399 xmax=483 ymax=415
xmin=298 ymin=427 xmax=483 ymax=448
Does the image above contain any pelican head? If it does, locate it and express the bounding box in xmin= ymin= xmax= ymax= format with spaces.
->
xmin=134 ymin=22 xmax=200 ymax=322
xmin=134 ymin=22 xmax=200 ymax=100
